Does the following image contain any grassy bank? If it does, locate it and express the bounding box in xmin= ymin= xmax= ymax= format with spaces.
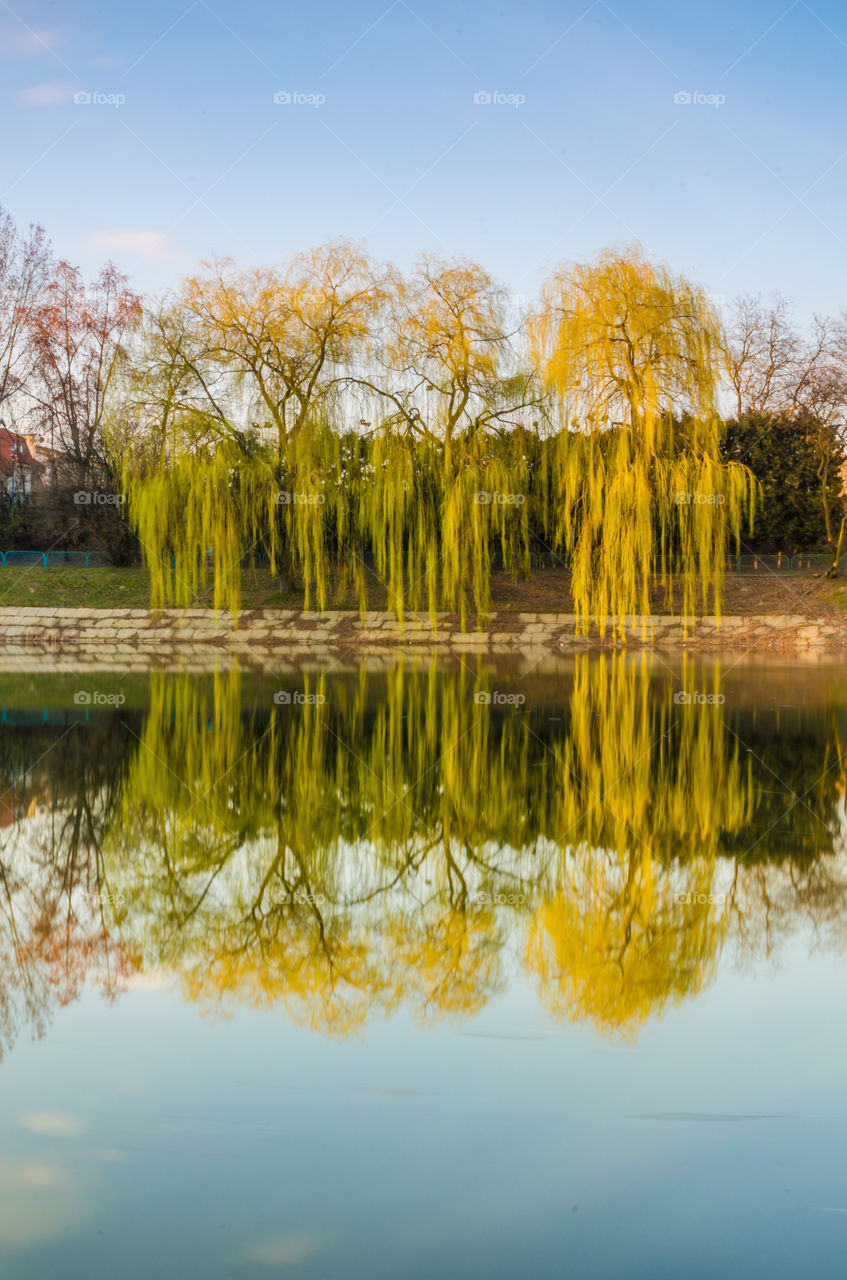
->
xmin=0 ymin=563 xmax=843 ymax=618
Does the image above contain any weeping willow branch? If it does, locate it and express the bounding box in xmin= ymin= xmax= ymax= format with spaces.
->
xmin=531 ymin=245 xmax=757 ymax=633
xmin=114 ymin=242 xmax=756 ymax=626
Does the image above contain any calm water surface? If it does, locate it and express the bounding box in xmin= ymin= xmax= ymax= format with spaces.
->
xmin=1 ymin=654 xmax=847 ymax=1278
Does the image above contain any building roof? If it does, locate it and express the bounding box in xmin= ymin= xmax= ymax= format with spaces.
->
xmin=0 ymin=429 xmax=41 ymax=478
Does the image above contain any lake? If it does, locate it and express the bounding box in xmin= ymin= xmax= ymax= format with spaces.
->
xmin=1 ymin=652 xmax=847 ymax=1278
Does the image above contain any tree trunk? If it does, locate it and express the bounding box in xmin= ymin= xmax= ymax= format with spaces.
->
xmin=827 ymin=513 xmax=846 ymax=578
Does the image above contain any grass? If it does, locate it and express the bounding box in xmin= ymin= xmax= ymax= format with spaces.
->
xmin=0 ymin=566 xmax=331 ymax=611
xmin=0 ymin=563 xmax=834 ymax=618
xmin=0 ymin=565 xmax=593 ymax=613
xmin=821 ymin=583 xmax=847 ymax=610
xmin=0 ymin=566 xmax=153 ymax=609
xmin=0 ymin=565 xmax=382 ymax=611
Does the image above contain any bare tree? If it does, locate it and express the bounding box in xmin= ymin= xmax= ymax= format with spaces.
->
xmin=725 ymin=294 xmax=847 ymax=556
xmin=27 ymin=259 xmax=141 ymax=484
xmin=726 ymin=294 xmax=847 ymax=426
xmin=17 ymin=260 xmax=141 ymax=562
xmin=725 ymin=293 xmax=800 ymax=417
xmin=0 ymin=205 xmax=51 ymax=414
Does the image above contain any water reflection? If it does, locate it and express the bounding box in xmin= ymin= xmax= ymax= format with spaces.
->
xmin=1 ymin=655 xmax=846 ymax=1052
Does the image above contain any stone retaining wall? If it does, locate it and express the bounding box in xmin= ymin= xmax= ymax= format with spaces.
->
xmin=0 ymin=607 xmax=842 ymax=669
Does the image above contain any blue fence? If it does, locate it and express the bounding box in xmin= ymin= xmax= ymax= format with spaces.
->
xmin=526 ymin=551 xmax=846 ymax=576
xmin=1 ymin=547 xmax=843 ymax=575
xmin=728 ymin=553 xmax=844 ymax=575
xmin=0 ymin=549 xmax=112 ymax=567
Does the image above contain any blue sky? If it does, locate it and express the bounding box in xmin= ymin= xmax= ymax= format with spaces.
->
xmin=2 ymin=0 xmax=846 ymax=318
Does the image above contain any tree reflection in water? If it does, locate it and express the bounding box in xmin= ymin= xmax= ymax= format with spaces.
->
xmin=1 ymin=654 xmax=846 ymax=1052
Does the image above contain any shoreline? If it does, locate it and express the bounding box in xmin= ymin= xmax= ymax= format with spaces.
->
xmin=0 ymin=606 xmax=844 ymax=669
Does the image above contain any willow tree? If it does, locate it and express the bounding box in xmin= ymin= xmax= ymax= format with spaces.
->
xmin=117 ymin=241 xmax=386 ymax=610
xmin=531 ymin=245 xmax=756 ymax=631
xmin=348 ymin=253 xmax=543 ymax=621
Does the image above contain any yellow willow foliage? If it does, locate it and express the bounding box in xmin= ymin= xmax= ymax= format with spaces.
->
xmin=661 ymin=449 xmax=754 ymax=622
xmin=363 ymin=431 xmax=434 ymax=621
xmin=351 ymin=660 xmax=546 ymax=867
xmin=126 ymin=448 xmax=244 ymax=613
xmin=177 ymin=885 xmax=505 ymax=1034
xmin=362 ymin=253 xmax=534 ymax=620
xmin=525 ymin=652 xmax=753 ymax=1037
xmin=179 ymin=917 xmax=392 ymax=1037
xmin=120 ymin=245 xmax=539 ymax=623
xmin=113 ymin=667 xmax=261 ymax=847
xmin=387 ymin=257 xmax=504 ymax=388
xmin=360 ymin=429 xmax=531 ymax=625
xmin=281 ymin=419 xmax=339 ymax=610
xmin=118 ymin=242 xmax=761 ymax=626
xmin=532 ymin=245 xmax=756 ymax=632
xmin=556 ymin=653 xmax=755 ymax=864
xmin=382 ymin=254 xmax=513 ymax=451
xmin=177 ymin=242 xmax=387 ymax=440
xmin=371 ymin=902 xmax=505 ymax=1023
xmin=123 ymin=418 xmax=344 ymax=613
xmin=534 ymin=246 xmax=723 ymax=442
xmin=14 ymin=666 xmax=847 ymax=1048
xmin=440 ymin=444 xmax=531 ymax=624
xmin=100 ymin=657 xmax=765 ymax=1037
xmin=525 ymin=855 xmax=723 ymax=1040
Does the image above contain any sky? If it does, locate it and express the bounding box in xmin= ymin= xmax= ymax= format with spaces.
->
xmin=2 ymin=0 xmax=846 ymax=320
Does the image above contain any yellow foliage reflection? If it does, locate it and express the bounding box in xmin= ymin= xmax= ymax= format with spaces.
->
xmin=7 ymin=656 xmax=847 ymax=1056
xmin=91 ymin=655 xmax=771 ymax=1039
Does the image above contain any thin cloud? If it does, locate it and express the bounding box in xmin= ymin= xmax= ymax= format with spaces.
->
xmin=90 ymin=230 xmax=185 ymax=261
xmin=0 ymin=28 xmax=60 ymax=57
xmin=18 ymin=80 xmax=75 ymax=106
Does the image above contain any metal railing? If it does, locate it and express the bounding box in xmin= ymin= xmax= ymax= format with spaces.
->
xmin=0 ymin=549 xmax=112 ymax=567
xmin=1 ymin=547 xmax=842 ymax=575
xmin=525 ymin=551 xmax=845 ymax=575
